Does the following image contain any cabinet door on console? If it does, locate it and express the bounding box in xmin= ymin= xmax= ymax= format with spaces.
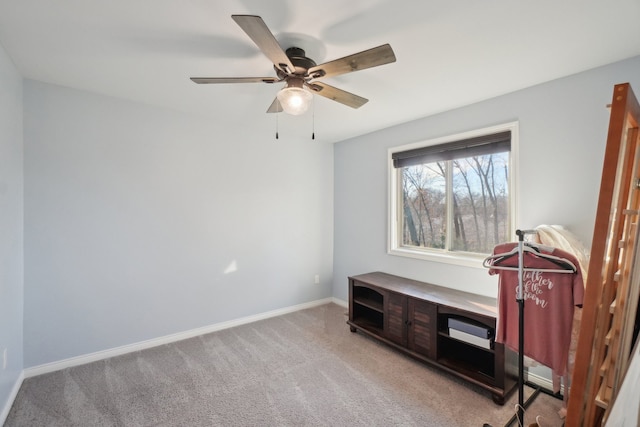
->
xmin=386 ymin=292 xmax=406 ymax=346
xmin=407 ymin=298 xmax=437 ymax=359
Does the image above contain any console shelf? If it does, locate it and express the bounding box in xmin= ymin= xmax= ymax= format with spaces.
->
xmin=347 ymin=272 xmax=517 ymax=404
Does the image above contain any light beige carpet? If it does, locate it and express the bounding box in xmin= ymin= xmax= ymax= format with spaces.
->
xmin=5 ymin=303 xmax=564 ymax=426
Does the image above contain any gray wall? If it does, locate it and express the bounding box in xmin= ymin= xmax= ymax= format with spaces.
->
xmin=333 ymin=55 xmax=640 ymax=300
xmin=6 ymin=42 xmax=640 ymax=411
xmin=23 ymin=81 xmax=334 ymax=367
xmin=0 ymin=43 xmax=23 ymax=416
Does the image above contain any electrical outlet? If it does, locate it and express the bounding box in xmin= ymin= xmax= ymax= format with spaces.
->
xmin=314 ymin=274 xmax=320 ymax=284
xmin=2 ymin=348 xmax=6 ymax=370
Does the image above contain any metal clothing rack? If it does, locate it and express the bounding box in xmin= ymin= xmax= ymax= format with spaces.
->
xmin=484 ymin=229 xmax=576 ymax=427
xmin=514 ymin=229 xmax=540 ymax=426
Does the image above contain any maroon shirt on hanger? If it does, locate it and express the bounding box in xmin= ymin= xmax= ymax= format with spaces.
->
xmin=488 ymin=242 xmax=584 ymax=378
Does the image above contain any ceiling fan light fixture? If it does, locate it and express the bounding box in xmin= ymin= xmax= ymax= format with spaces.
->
xmin=277 ymin=79 xmax=313 ymax=115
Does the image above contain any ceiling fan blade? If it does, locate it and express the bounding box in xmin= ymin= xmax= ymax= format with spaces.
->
xmin=231 ymin=15 xmax=295 ymax=73
xmin=307 ymin=44 xmax=396 ymax=79
xmin=190 ymin=77 xmax=279 ymax=84
xmin=307 ymin=82 xmax=368 ymax=109
xmin=266 ymin=98 xmax=283 ymax=113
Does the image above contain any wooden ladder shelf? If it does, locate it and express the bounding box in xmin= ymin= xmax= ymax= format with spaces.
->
xmin=566 ymin=83 xmax=640 ymax=426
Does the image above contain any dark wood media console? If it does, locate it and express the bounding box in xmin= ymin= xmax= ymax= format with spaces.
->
xmin=348 ymin=272 xmax=517 ymax=404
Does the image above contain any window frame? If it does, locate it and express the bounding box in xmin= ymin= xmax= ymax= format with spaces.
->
xmin=387 ymin=122 xmax=519 ymax=268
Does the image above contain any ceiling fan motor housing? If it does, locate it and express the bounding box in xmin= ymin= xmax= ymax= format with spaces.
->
xmin=276 ymin=47 xmax=317 ymax=77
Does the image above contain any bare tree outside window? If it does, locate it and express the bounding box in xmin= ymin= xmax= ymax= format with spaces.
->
xmin=400 ymin=152 xmax=510 ymax=255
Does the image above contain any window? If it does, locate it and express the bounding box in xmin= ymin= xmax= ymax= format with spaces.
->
xmin=388 ymin=123 xmax=517 ymax=266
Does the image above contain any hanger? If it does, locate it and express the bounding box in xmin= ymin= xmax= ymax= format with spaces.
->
xmin=483 ymin=242 xmax=577 ymax=273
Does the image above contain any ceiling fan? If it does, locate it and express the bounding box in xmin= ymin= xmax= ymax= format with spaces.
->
xmin=190 ymin=15 xmax=397 ymax=115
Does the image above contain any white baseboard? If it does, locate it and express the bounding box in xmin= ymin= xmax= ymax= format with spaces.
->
xmin=24 ymin=297 xmax=336 ymax=379
xmin=1 ymin=370 xmax=24 ymax=426
xmin=330 ymin=296 xmax=348 ymax=308
xmin=525 ymin=371 xmax=564 ymax=395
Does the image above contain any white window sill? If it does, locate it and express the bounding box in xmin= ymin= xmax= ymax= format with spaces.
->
xmin=388 ymin=246 xmax=487 ymax=269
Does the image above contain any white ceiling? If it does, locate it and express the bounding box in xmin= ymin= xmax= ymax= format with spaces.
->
xmin=1 ymin=0 xmax=639 ymax=143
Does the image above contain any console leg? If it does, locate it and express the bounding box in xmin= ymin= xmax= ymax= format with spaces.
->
xmin=492 ymin=394 xmax=505 ymax=405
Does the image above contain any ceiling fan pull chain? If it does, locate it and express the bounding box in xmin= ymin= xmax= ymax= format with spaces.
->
xmin=276 ymin=111 xmax=279 ymax=139
xmin=312 ymin=97 xmax=315 ymax=140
